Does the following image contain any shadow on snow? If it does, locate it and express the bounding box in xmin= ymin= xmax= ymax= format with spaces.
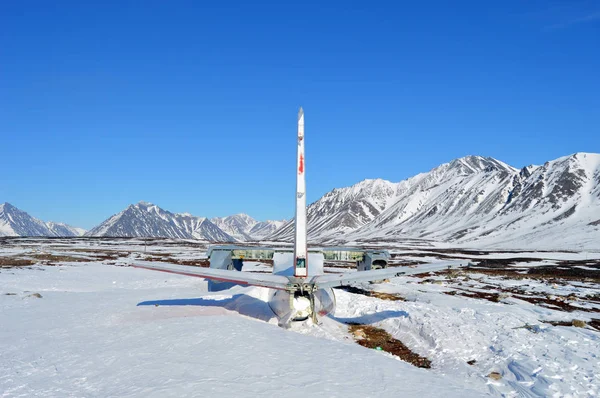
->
xmin=138 ymin=296 xmax=409 ymax=325
xmin=137 ymin=294 xmax=274 ymax=323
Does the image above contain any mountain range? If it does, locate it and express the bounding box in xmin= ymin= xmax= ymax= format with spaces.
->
xmin=270 ymin=152 xmax=600 ymax=249
xmin=2 ymin=152 xmax=599 ymax=249
xmin=84 ymin=202 xmax=284 ymax=242
xmin=0 ymin=203 xmax=85 ymax=237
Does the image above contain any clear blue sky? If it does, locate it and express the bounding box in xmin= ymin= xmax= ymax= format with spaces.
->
xmin=1 ymin=1 xmax=599 ymax=229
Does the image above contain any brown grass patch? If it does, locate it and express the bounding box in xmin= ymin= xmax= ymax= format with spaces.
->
xmin=445 ymin=285 xmax=600 ymax=313
xmin=337 ymin=285 xmax=405 ymax=301
xmin=348 ymin=324 xmax=431 ymax=368
xmin=543 ymin=319 xmax=600 ymax=330
xmin=29 ymin=254 xmax=90 ymax=263
xmin=0 ymin=257 xmax=36 ymax=267
xmin=443 ymin=289 xmax=501 ymax=303
xmin=141 ymin=256 xmax=211 ymax=267
xmin=589 ymin=319 xmax=600 ymax=330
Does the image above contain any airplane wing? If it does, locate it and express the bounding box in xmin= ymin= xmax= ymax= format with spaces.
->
xmin=131 ymin=261 xmax=291 ymax=291
xmin=314 ymin=262 xmax=463 ymax=289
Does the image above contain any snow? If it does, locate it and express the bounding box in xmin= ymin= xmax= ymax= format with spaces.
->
xmin=1 ymin=263 xmax=481 ymax=397
xmin=351 ymin=276 xmax=600 ymax=397
xmin=2 ymin=239 xmax=599 ymax=397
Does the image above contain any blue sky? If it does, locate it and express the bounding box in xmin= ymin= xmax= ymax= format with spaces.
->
xmin=1 ymin=1 xmax=599 ymax=229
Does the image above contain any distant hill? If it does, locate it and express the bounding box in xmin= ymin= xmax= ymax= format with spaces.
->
xmin=0 ymin=203 xmax=85 ymax=237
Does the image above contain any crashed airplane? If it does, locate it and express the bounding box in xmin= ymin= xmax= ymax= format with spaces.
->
xmin=133 ymin=108 xmax=458 ymax=326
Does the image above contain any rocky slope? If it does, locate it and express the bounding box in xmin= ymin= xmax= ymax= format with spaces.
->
xmin=269 ymin=153 xmax=600 ymax=249
xmin=0 ymin=203 xmax=85 ymax=237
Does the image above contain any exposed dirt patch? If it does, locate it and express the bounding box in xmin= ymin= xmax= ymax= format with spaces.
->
xmin=30 ymin=254 xmax=90 ymax=263
xmin=527 ymin=263 xmax=600 ymax=281
xmin=542 ymin=319 xmax=599 ymax=331
xmin=141 ymin=256 xmax=211 ymax=267
xmin=444 ymin=284 xmax=600 ymax=313
xmin=1 ymin=253 xmax=95 ymax=267
xmin=336 ymin=285 xmax=405 ymax=301
xmin=443 ymin=289 xmax=501 ymax=303
xmin=388 ymin=260 xmax=427 ymax=267
xmin=589 ymin=319 xmax=600 ymax=330
xmin=0 ymin=257 xmax=36 ymax=267
xmin=392 ymin=252 xmax=466 ymax=260
xmin=458 ymin=262 xmax=600 ymax=283
xmin=51 ymin=249 xmax=132 ymax=262
xmin=348 ymin=324 xmax=431 ymax=368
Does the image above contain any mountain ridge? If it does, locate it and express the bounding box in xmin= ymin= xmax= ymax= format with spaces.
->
xmin=268 ymin=153 xmax=599 ymax=249
xmin=0 ymin=203 xmax=85 ymax=237
xmin=3 ymin=152 xmax=598 ymax=249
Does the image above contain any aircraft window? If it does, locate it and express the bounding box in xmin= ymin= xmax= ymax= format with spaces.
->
xmin=296 ymin=258 xmax=306 ymax=268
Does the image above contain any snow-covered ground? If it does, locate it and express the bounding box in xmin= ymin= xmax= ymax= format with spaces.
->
xmin=1 ymin=239 xmax=599 ymax=397
xmin=1 ymin=263 xmax=480 ymax=397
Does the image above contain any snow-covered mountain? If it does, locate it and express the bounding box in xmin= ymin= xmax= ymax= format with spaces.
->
xmin=0 ymin=203 xmax=85 ymax=237
xmin=211 ymin=214 xmax=286 ymax=241
xmin=46 ymin=222 xmax=86 ymax=237
xmin=210 ymin=214 xmax=259 ymax=241
xmin=269 ymin=178 xmax=399 ymax=241
xmin=248 ymin=219 xmax=287 ymax=240
xmin=5 ymin=152 xmax=598 ymax=248
xmin=0 ymin=200 xmax=284 ymax=242
xmin=86 ymin=203 xmax=285 ymax=241
xmin=269 ymin=153 xmax=600 ymax=249
xmin=86 ymin=202 xmax=235 ymax=241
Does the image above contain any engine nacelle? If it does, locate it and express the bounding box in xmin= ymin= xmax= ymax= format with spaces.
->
xmin=357 ymin=251 xmax=390 ymax=271
xmin=268 ymin=288 xmax=336 ymax=322
xmin=207 ymin=250 xmax=244 ymax=292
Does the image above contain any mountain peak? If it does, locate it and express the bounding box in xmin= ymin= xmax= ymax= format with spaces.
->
xmin=86 ymin=203 xmax=235 ymax=241
xmin=448 ymin=155 xmax=513 ymax=173
xmin=0 ymin=203 xmax=83 ymax=237
xmin=0 ymin=202 xmax=15 ymax=210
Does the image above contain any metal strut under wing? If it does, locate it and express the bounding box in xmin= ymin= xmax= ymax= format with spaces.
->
xmin=131 ymin=261 xmax=291 ymax=291
xmin=314 ymin=262 xmax=463 ymax=289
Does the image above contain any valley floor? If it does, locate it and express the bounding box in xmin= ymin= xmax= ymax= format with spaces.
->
xmin=1 ymin=238 xmax=599 ymax=397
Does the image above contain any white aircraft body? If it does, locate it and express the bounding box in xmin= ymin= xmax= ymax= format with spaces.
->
xmin=133 ymin=108 xmax=459 ymax=326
